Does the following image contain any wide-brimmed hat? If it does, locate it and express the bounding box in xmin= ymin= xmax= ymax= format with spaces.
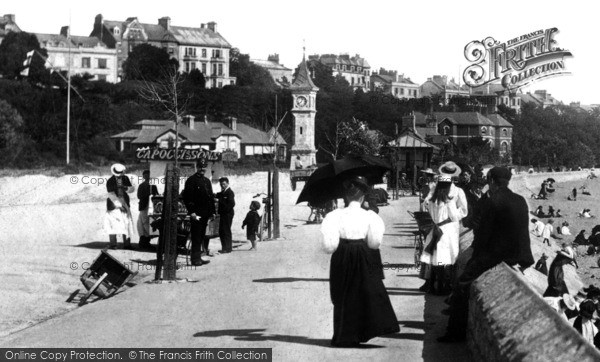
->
xmin=562 ymin=293 xmax=577 ymax=311
xmin=110 ymin=163 xmax=126 ymax=176
xmin=342 ymin=175 xmax=371 ymax=192
xmin=438 ymin=161 xmax=461 ymax=182
xmin=420 ymin=168 xmax=436 ymax=175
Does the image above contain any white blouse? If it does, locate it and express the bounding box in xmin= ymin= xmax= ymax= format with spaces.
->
xmin=424 ymin=183 xmax=468 ymax=224
xmin=320 ymin=201 xmax=385 ymax=253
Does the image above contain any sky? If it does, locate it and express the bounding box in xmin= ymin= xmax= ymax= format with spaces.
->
xmin=5 ymin=0 xmax=598 ymax=104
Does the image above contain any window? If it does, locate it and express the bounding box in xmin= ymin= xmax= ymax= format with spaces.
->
xmin=97 ymin=58 xmax=107 ymax=69
xmin=351 ymin=77 xmax=354 ymax=85
xmin=230 ymin=140 xmax=237 ymax=150
xmin=245 ymin=145 xmax=254 ymax=156
xmin=81 ymin=57 xmax=91 ymax=68
xmin=218 ymin=81 xmax=222 ymax=88
xmin=517 ymin=98 xmax=521 ymax=105
xmin=202 ymin=48 xmax=207 ymax=58
xmin=400 ymin=88 xmax=404 ymax=95
xmin=351 ymin=66 xmax=355 ymax=71
xmin=443 ymin=125 xmax=450 ymax=135
xmin=362 ymin=76 xmax=365 ymax=84
xmin=218 ymin=64 xmax=223 ymax=76
xmin=202 ymin=63 xmax=207 ymax=74
xmin=212 ymin=49 xmax=221 ymax=58
xmin=511 ymin=98 xmax=516 ymax=106
xmin=481 ymin=126 xmax=487 ymax=135
xmin=394 ymin=88 xmax=398 ymax=95
xmin=502 ymin=128 xmax=508 ymax=137
xmin=113 ymin=27 xmax=120 ymax=36
xmin=185 ymin=62 xmax=191 ymax=72
xmin=501 ymin=142 xmax=508 ymax=153
xmin=191 ymin=62 xmax=196 ymax=70
xmin=357 ymin=67 xmax=361 ymax=72
xmin=300 ymin=127 xmax=303 ymax=135
xmin=219 ymin=140 xmax=226 ymax=149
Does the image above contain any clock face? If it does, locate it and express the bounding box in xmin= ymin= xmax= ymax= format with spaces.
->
xmin=296 ymin=96 xmax=308 ymax=107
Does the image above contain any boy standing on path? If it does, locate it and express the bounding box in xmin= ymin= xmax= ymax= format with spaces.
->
xmin=217 ymin=177 xmax=235 ymax=253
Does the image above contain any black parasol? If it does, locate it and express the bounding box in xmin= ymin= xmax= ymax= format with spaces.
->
xmin=296 ymin=155 xmax=391 ymax=205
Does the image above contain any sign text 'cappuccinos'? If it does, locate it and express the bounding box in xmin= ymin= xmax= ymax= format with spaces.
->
xmin=463 ymin=27 xmax=572 ymax=90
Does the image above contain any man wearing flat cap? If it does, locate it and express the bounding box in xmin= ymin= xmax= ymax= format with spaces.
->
xmin=438 ymin=166 xmax=534 ymax=343
xmin=182 ymin=159 xmax=216 ymax=266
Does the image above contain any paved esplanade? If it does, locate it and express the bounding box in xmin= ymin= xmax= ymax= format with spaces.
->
xmin=0 ymin=197 xmax=469 ymax=361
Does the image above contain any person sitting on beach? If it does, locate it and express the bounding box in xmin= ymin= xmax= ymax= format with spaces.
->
xmin=542 ymin=219 xmax=554 ymax=246
xmin=546 ymin=180 xmax=556 ymax=193
xmin=568 ymin=187 xmax=577 ymax=201
xmin=544 ymin=293 xmax=576 ymax=320
xmin=580 ymin=186 xmax=592 ymax=196
xmin=534 ymin=205 xmax=546 ymax=218
xmin=538 ymin=181 xmax=549 ymax=199
xmin=548 ymin=206 xmax=556 ymax=217
xmin=574 ymin=230 xmax=588 ymax=245
xmin=531 ymin=218 xmax=545 ymax=237
xmin=556 ymin=209 xmax=562 ymax=217
xmin=580 ymin=209 xmax=593 ymax=218
xmin=560 ymin=221 xmax=572 ymax=236
xmin=534 ymin=253 xmax=549 ymax=275
xmin=573 ymin=300 xmax=600 ymax=348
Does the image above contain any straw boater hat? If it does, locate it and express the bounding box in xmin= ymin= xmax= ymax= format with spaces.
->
xmin=110 ymin=163 xmax=126 ymax=176
xmin=420 ymin=168 xmax=436 ymax=175
xmin=438 ymin=161 xmax=461 ymax=182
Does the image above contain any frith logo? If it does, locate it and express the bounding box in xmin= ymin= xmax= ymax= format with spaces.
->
xmin=463 ymin=28 xmax=572 ymax=90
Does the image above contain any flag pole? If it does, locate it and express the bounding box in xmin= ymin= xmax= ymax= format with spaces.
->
xmin=66 ymin=10 xmax=71 ymax=165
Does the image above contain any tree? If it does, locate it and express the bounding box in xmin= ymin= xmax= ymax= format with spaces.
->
xmin=122 ymin=44 xmax=179 ymax=82
xmin=229 ymin=48 xmax=276 ymax=89
xmin=0 ymin=31 xmax=49 ymax=83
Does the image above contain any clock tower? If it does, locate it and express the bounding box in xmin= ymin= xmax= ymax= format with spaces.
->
xmin=290 ymin=55 xmax=319 ymax=170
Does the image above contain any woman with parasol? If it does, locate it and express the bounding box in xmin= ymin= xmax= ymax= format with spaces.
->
xmin=321 ymin=175 xmax=399 ymax=347
xmin=420 ymin=162 xmax=468 ymax=295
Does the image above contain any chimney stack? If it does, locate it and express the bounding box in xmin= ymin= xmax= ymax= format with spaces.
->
xmin=187 ymin=115 xmax=195 ymax=130
xmin=4 ymin=14 xmax=15 ymax=23
xmin=60 ymin=26 xmax=69 ymax=37
xmin=207 ymin=22 xmax=217 ymax=32
xmin=158 ymin=16 xmax=171 ymax=31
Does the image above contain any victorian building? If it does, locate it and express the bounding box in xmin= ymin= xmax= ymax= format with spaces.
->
xmin=251 ymin=54 xmax=293 ymax=87
xmin=90 ymin=14 xmax=235 ymax=87
xmin=35 ymin=26 xmax=118 ymax=83
xmin=420 ymin=75 xmax=470 ymax=101
xmin=308 ymin=53 xmax=371 ymax=91
xmin=470 ymin=83 xmax=522 ymax=114
xmin=111 ymin=116 xmax=287 ymax=161
xmin=371 ymin=68 xmax=419 ymax=99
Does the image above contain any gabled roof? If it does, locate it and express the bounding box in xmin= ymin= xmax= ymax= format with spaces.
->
xmin=486 ymin=114 xmax=513 ymax=127
xmin=170 ymin=25 xmax=231 ymax=47
xmin=35 ymin=33 xmax=106 ymax=48
xmin=110 ymin=129 xmax=142 ymax=139
xmin=251 ymin=59 xmax=291 ymax=71
xmin=115 ymin=118 xmax=287 ymax=146
xmin=388 ymin=128 xmax=438 ymax=149
xmin=434 ymin=112 xmax=494 ymax=126
xmin=291 ymin=56 xmax=319 ymax=92
xmin=101 ymin=19 xmax=230 ymax=47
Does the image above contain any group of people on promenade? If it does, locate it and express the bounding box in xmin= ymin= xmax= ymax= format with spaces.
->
xmin=103 ymin=160 xmax=262 ymax=266
xmin=317 ymin=159 xmax=539 ymax=346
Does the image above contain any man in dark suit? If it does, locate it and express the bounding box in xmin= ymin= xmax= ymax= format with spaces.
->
xmin=182 ymin=160 xmax=215 ymax=266
xmin=438 ymin=166 xmax=534 ymax=343
xmin=216 ymin=177 xmax=235 ymax=253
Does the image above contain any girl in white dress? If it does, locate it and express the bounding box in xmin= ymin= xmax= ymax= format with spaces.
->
xmin=420 ymin=162 xmax=468 ymax=294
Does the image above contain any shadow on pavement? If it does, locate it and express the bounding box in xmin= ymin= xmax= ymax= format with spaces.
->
xmin=392 ymin=245 xmax=415 ymax=249
xmin=71 ymin=241 xmax=111 ymax=249
xmin=253 ymin=277 xmax=329 ymax=283
xmin=194 ymin=329 xmax=383 ymax=348
xmin=422 ymin=293 xmax=471 ymax=361
xmin=380 ymin=332 xmax=424 ymax=341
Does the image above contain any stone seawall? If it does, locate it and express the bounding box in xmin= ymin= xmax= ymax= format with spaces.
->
xmin=468 ymin=263 xmax=600 ymax=361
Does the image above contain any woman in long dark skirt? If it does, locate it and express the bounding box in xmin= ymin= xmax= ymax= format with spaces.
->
xmin=321 ymin=176 xmax=399 ymax=347
xmin=543 ymin=247 xmax=575 ymax=297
